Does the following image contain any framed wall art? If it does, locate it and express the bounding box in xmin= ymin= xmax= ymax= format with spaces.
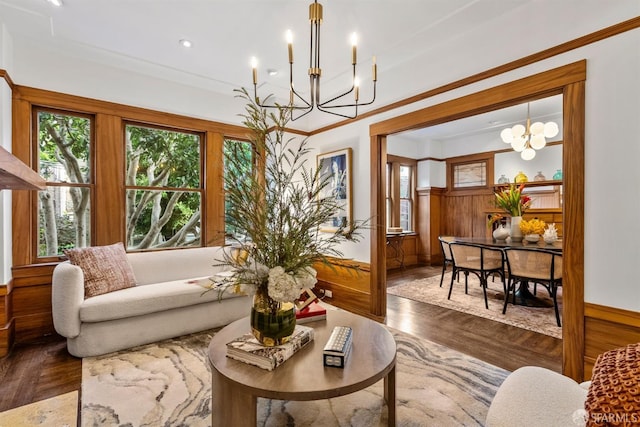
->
xmin=316 ymin=148 xmax=352 ymax=232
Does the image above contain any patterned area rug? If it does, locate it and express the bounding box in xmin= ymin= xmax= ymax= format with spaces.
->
xmin=388 ymin=272 xmax=562 ymax=339
xmin=0 ymin=391 xmax=78 ymax=427
xmin=81 ymin=326 xmax=509 ymax=426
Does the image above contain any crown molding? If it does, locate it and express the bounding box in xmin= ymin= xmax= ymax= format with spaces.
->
xmin=0 ymin=69 xmax=14 ymax=90
xmin=309 ymin=16 xmax=640 ymax=136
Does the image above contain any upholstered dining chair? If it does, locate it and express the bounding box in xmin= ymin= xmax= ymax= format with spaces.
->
xmin=448 ymin=242 xmax=506 ymax=309
xmin=438 ymin=236 xmax=456 ymax=287
xmin=503 ymin=247 xmax=562 ymax=327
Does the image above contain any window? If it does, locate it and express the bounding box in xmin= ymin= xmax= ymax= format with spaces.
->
xmin=386 ymin=156 xmax=416 ymax=232
xmin=125 ymin=124 xmax=202 ymax=250
xmin=386 ymin=163 xmax=391 ymax=229
xmin=223 ymin=138 xmax=253 ymax=241
xmin=399 ymin=165 xmax=412 ymax=231
xmin=36 ymin=109 xmax=93 ymax=257
xmin=447 ymin=154 xmax=493 ymax=191
xmin=453 ymin=161 xmax=487 ymax=188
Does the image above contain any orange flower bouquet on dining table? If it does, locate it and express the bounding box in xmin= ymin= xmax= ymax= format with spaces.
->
xmin=494 ymin=182 xmax=531 ymax=216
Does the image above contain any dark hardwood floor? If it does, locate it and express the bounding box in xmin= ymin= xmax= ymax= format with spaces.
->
xmin=386 ymin=265 xmax=562 ymax=373
xmin=0 ymin=335 xmax=82 ymax=412
xmin=0 ymin=264 xmax=562 ymax=413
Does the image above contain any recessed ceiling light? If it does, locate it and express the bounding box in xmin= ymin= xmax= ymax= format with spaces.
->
xmin=267 ymin=69 xmax=278 ymax=76
xmin=47 ymin=0 xmax=63 ymax=6
xmin=179 ymin=39 xmax=193 ymax=48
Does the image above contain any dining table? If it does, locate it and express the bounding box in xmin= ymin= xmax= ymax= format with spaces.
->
xmin=451 ymin=237 xmax=562 ymax=307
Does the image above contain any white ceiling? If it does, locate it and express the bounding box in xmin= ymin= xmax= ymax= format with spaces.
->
xmin=0 ymin=0 xmax=536 ymax=130
xmin=395 ymin=95 xmax=563 ymax=143
xmin=0 ymin=0 xmax=580 ymax=142
xmin=1 ymin=0 xmax=526 ymax=92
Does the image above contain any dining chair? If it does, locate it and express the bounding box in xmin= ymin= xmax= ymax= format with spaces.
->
xmin=503 ymin=247 xmax=562 ymax=327
xmin=438 ymin=236 xmax=456 ymax=287
xmin=448 ymin=242 xmax=506 ymax=309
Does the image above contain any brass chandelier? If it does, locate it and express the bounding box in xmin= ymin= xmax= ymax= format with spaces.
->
xmin=251 ymin=0 xmax=377 ymax=121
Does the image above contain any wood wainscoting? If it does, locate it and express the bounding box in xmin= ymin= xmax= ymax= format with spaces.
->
xmin=1 ymin=264 xmax=59 ymax=357
xmin=1 ymin=264 xmax=58 ymax=355
xmin=584 ymin=303 xmax=640 ymax=379
xmin=416 ymin=187 xmax=445 ymax=266
xmin=0 ymin=283 xmax=14 ymax=357
xmin=442 ymin=190 xmax=495 ymax=239
xmin=313 ymin=258 xmax=379 ymax=322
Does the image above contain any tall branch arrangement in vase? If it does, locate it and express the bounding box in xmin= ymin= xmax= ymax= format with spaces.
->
xmin=220 ymin=88 xmax=367 ymax=344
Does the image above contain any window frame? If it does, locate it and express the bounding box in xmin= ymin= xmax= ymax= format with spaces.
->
xmin=446 ymin=152 xmax=494 ymax=194
xmin=398 ymin=164 xmax=413 ymax=232
xmin=386 ymin=154 xmax=416 ymax=232
xmin=123 ymin=121 xmax=205 ymax=251
xmin=31 ymin=107 xmax=96 ymax=262
xmin=223 ymin=137 xmax=254 ymax=243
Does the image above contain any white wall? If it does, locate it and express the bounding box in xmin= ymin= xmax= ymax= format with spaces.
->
xmin=416 ymin=160 xmax=447 ymax=189
xmin=494 ymin=145 xmax=563 ymax=184
xmin=306 ymin=124 xmax=373 ymax=261
xmin=2 ymin=3 xmax=639 ymax=311
xmin=12 ymin=37 xmax=245 ymax=127
xmin=0 ymin=24 xmax=13 ymax=284
xmin=387 ymin=135 xmax=421 ymax=159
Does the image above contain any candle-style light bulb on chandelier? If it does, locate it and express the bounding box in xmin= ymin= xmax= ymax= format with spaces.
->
xmin=251 ymin=0 xmax=377 ymax=121
xmin=500 ymin=103 xmax=559 ymax=160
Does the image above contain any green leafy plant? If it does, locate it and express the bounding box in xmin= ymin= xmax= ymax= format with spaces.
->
xmin=221 ymin=88 xmax=366 ymax=303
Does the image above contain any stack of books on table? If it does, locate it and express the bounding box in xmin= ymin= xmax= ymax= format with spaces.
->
xmin=295 ymin=301 xmax=327 ymax=324
xmin=226 ymin=325 xmax=314 ymax=371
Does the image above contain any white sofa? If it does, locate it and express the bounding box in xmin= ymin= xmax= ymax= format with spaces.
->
xmin=52 ymin=246 xmax=251 ymax=357
xmin=486 ymin=366 xmax=591 ymax=427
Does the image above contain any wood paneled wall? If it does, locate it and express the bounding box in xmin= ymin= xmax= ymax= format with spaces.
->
xmin=10 ymin=264 xmax=57 ymax=343
xmin=0 ymin=284 xmax=13 ymax=356
xmin=583 ymin=304 xmax=640 ymax=379
xmin=416 ymin=187 xmax=445 ymax=265
xmin=313 ymin=258 xmax=379 ymax=321
xmin=441 ymin=191 xmax=494 ymax=238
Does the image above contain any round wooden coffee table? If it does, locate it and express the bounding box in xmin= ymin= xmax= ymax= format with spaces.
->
xmin=208 ymin=310 xmax=397 ymax=427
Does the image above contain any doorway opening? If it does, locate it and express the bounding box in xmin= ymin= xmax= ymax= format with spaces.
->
xmin=369 ymin=61 xmax=586 ymax=380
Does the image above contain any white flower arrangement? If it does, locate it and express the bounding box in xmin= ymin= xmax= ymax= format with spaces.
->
xmin=267 ymin=266 xmax=317 ymax=302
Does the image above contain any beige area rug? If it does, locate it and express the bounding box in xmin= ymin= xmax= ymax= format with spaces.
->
xmin=81 ymin=327 xmax=509 ymax=426
xmin=0 ymin=391 xmax=78 ymax=427
xmin=388 ymin=272 xmax=562 ymax=339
